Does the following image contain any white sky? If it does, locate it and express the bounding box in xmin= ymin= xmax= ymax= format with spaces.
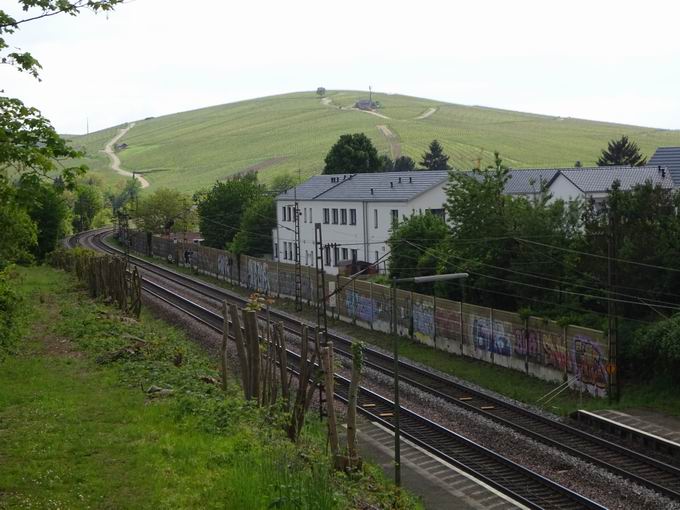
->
xmin=4 ymin=0 xmax=680 ymax=134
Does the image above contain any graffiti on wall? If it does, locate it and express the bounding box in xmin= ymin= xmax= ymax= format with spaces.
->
xmin=470 ymin=317 xmax=512 ymax=356
xmin=345 ymin=290 xmax=374 ymax=322
xmin=570 ymin=335 xmax=608 ymax=395
xmin=247 ymin=259 xmax=270 ymax=294
xmin=413 ymin=301 xmax=434 ymax=342
xmin=513 ymin=328 xmax=569 ymax=372
xmin=217 ymin=254 xmax=234 ymax=279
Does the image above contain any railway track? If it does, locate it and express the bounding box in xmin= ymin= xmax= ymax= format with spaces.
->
xmin=76 ymin=229 xmax=680 ymax=503
xmin=139 ymin=273 xmax=603 ymax=510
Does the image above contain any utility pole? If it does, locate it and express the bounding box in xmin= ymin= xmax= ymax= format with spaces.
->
xmin=607 ymin=210 xmax=620 ymax=403
xmin=314 ymin=223 xmax=329 ymax=420
xmin=294 ymin=175 xmax=302 ymax=311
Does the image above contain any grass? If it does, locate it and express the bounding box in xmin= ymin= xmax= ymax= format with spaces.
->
xmin=118 ymin=241 xmax=680 ymax=418
xmin=0 ymin=266 xmax=421 ymax=510
xmin=69 ymin=90 xmax=680 ymax=194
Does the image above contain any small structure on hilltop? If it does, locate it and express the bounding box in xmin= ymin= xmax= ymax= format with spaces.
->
xmin=115 ymin=143 xmax=128 ymax=151
xmin=354 ymin=99 xmax=379 ymax=111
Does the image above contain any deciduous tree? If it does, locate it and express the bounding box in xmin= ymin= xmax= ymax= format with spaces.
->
xmin=230 ymin=196 xmax=276 ymax=256
xmin=195 ymin=173 xmax=264 ymax=249
xmin=134 ymin=188 xmax=196 ymax=235
xmin=322 ymin=133 xmax=381 ymax=174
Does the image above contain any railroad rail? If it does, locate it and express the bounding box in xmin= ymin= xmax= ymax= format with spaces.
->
xmin=75 ymin=228 xmax=680 ymax=502
xmin=139 ymin=273 xmax=604 ymax=510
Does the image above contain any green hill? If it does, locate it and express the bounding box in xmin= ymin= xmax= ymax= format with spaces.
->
xmin=70 ymin=90 xmax=680 ymax=193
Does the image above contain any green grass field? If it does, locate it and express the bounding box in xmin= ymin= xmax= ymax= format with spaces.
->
xmin=0 ymin=266 xmax=420 ymax=509
xmin=71 ymin=90 xmax=680 ymax=193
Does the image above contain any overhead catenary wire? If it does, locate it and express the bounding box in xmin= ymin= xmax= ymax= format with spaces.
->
xmin=401 ymin=239 xmax=680 ymax=313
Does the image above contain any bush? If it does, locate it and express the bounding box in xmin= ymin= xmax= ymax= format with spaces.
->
xmin=0 ymin=268 xmax=21 ymax=359
xmin=630 ymin=315 xmax=680 ymax=382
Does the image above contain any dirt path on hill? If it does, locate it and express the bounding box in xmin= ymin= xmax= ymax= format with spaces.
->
xmin=415 ymin=107 xmax=437 ymax=120
xmin=103 ymin=122 xmax=150 ymax=189
xmin=376 ymin=125 xmax=401 ymax=159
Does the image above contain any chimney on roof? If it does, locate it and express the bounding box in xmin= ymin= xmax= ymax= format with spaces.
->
xmin=409 ymin=177 xmax=412 ymax=183
xmin=390 ymin=181 xmax=393 ymax=188
xmin=343 ymin=174 xmax=346 ymax=180
xmin=398 ymin=177 xmax=402 ymax=184
xmin=370 ymin=188 xmax=374 ymax=195
xmin=659 ymin=165 xmax=667 ymax=178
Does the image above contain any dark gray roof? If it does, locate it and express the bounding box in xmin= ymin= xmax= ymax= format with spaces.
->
xmin=276 ymin=175 xmax=341 ymax=201
xmin=278 ymin=171 xmax=449 ymax=202
xmin=649 ymin=147 xmax=680 ymax=187
xmin=508 ymin=166 xmax=674 ymax=193
xmin=504 ymin=169 xmax=560 ymax=194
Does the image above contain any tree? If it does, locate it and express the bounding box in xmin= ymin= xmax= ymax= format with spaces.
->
xmin=420 ymin=139 xmax=451 ymax=170
xmin=229 ymin=196 xmax=276 ymax=256
xmin=387 ymin=213 xmax=448 ymax=289
xmin=17 ymin=182 xmax=70 ymax=261
xmin=316 ymin=87 xmax=326 ymax=97
xmin=596 ymin=135 xmax=647 ymax=167
xmin=1 ymin=1 xmax=123 ymax=190
xmin=322 ymin=133 xmax=381 ymax=174
xmin=0 ymin=200 xmax=36 ymax=269
xmin=72 ymin=184 xmax=103 ymax=232
xmin=393 ymin=155 xmax=416 ymax=172
xmin=269 ymin=173 xmax=298 ymax=194
xmin=134 ymin=188 xmax=196 ymax=235
xmin=195 ymin=173 xmax=264 ymax=249
xmin=377 ymin=154 xmax=393 ymax=172
xmin=109 ymin=177 xmax=141 ymax=212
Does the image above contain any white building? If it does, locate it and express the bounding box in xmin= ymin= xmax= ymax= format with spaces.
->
xmin=273 ymin=166 xmax=673 ymax=274
xmin=274 ymin=171 xmax=449 ymax=274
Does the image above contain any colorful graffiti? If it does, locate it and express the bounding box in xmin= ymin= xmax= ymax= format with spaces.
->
xmin=470 ymin=317 xmax=512 ymax=356
xmin=413 ymin=301 xmax=434 ymax=341
xmin=434 ymin=307 xmax=460 ymax=341
xmin=571 ymin=335 xmax=608 ymax=395
xmin=247 ymin=259 xmax=270 ymax=294
xmin=345 ymin=290 xmax=374 ymax=322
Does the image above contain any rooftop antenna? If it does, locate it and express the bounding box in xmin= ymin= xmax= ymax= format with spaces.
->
xmin=369 ymin=85 xmax=372 ymax=106
xmin=86 ymin=117 xmax=89 ymax=135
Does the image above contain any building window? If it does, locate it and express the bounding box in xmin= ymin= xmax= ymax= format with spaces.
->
xmin=275 ymin=243 xmax=279 ymax=259
xmin=375 ymin=251 xmax=379 ymax=263
xmin=324 ymin=245 xmax=331 ymax=266
xmin=282 ymin=206 xmax=286 ymax=221
xmin=303 ymin=208 xmax=307 ymax=223
xmin=342 ymin=248 xmax=348 ymax=260
xmin=351 ymin=249 xmax=358 ymax=262
xmin=374 ymin=209 xmax=378 ymax=229
xmin=332 ymin=208 xmax=339 ymax=224
xmin=323 ymin=208 xmax=330 ymax=224
xmin=349 ymin=208 xmax=357 ymax=225
xmin=283 ymin=242 xmax=288 ymax=260
xmin=391 ymin=209 xmax=399 ymax=227
xmin=334 ymin=246 xmax=340 ymax=265
xmin=287 ymin=206 xmax=292 ymax=222
xmin=309 ymin=208 xmax=313 ymax=223
xmin=294 ymin=243 xmax=298 ymax=262
xmin=340 ymin=209 xmax=347 ymax=225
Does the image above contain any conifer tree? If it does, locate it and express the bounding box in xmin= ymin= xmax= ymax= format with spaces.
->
xmin=420 ymin=139 xmax=451 ymax=170
xmin=596 ymin=135 xmax=647 ymax=166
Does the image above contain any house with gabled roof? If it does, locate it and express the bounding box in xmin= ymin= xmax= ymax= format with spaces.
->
xmin=649 ymin=147 xmax=680 ymax=186
xmin=273 ymin=166 xmax=674 ymax=274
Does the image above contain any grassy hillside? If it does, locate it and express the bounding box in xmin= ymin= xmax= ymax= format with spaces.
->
xmin=72 ymin=90 xmax=680 ymax=193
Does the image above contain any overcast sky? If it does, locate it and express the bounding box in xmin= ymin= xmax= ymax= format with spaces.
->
xmin=4 ymin=0 xmax=680 ymax=134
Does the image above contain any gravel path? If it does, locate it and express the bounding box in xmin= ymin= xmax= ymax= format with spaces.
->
xmin=103 ymin=122 xmax=149 ymax=188
xmin=415 ymin=107 xmax=437 ymax=120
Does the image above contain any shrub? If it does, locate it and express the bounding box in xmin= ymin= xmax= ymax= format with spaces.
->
xmin=0 ymin=268 xmax=21 ymax=359
xmin=630 ymin=315 xmax=680 ymax=382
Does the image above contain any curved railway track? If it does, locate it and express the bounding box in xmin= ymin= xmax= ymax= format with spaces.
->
xmin=76 ymin=228 xmax=680 ymax=504
xmin=140 ymin=272 xmax=603 ymax=510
